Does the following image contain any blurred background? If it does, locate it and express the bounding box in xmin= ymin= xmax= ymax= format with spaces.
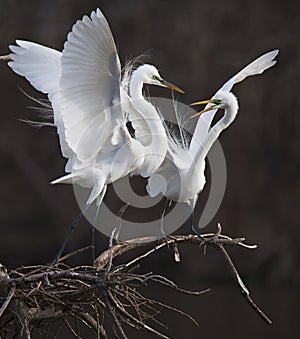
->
xmin=0 ymin=0 xmax=299 ymax=338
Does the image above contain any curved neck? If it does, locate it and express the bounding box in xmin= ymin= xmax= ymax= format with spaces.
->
xmin=129 ymin=68 xmax=144 ymax=99
xmin=129 ymin=68 xmax=165 ymax=134
xmin=189 ymin=104 xmax=238 ymax=173
xmin=129 ymin=68 xmax=168 ymax=175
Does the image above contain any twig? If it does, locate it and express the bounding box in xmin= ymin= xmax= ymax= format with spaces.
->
xmin=24 ymin=318 xmax=31 ymax=339
xmin=95 ymin=236 xmax=157 ymax=271
xmin=116 ymin=283 xmax=201 ymax=327
xmin=105 ymin=294 xmax=128 ymax=339
xmin=0 ymin=283 xmax=16 ymax=317
xmin=199 ymin=224 xmax=271 ymax=324
xmin=169 ymin=242 xmax=181 ymax=262
xmin=107 ymin=290 xmax=169 ymax=339
xmin=70 ymin=307 xmax=108 ymax=338
xmin=213 ymin=243 xmax=272 ymax=325
xmin=58 ymin=246 xmax=93 ymax=263
xmin=12 ymin=270 xmax=105 ymax=288
xmin=147 ymin=276 xmax=210 ymax=297
xmin=63 ymin=317 xmax=78 ymax=338
xmin=0 ymin=55 xmax=11 ymax=61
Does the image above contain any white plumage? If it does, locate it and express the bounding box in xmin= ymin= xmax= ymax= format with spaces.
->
xmin=147 ymin=50 xmax=279 ymax=209
xmin=8 ymin=8 xmax=184 ymax=207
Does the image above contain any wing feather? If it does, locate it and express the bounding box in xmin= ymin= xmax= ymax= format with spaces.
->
xmin=60 ymin=8 xmax=122 ymax=162
xmin=8 ymin=40 xmax=73 ymax=159
xmin=8 ymin=40 xmax=61 ymax=99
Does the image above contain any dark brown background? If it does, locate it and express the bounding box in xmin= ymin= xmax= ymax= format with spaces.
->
xmin=0 ymin=0 xmax=299 ymax=338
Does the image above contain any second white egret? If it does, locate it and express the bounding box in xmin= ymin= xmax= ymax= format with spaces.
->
xmin=147 ymin=50 xmax=278 ymax=232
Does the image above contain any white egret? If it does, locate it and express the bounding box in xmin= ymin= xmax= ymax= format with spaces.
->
xmin=147 ymin=50 xmax=278 ymax=230
xmin=7 ymin=8 xmax=184 ymax=259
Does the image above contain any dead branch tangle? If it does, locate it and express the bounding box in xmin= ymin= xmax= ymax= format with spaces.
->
xmin=0 ymin=224 xmax=271 ymax=338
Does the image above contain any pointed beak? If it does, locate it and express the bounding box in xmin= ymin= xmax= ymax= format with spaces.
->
xmin=190 ymin=99 xmax=217 ymax=119
xmin=190 ymin=99 xmax=214 ymax=106
xmin=160 ymin=79 xmax=185 ymax=94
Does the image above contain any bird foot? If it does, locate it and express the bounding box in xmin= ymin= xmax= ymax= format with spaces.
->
xmin=193 ymin=223 xmax=223 ymax=254
xmin=191 ymin=224 xmax=206 ymax=242
xmin=158 ymin=230 xmax=171 ymax=248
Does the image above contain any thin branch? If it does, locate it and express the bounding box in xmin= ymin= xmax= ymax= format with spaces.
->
xmin=69 ymin=308 xmax=107 ymax=338
xmin=12 ymin=269 xmax=105 ymax=288
xmin=117 ymin=284 xmax=199 ymax=327
xmin=63 ymin=317 xmax=78 ymax=338
xmin=147 ymin=276 xmax=210 ymax=297
xmin=58 ymin=246 xmax=93 ymax=263
xmin=104 ymin=294 xmax=128 ymax=339
xmin=107 ymin=290 xmax=169 ymax=339
xmin=95 ymin=236 xmax=157 ymax=271
xmin=213 ymin=243 xmax=272 ymax=325
xmin=0 ymin=283 xmax=16 ymax=317
xmin=0 ymin=55 xmax=11 ymax=61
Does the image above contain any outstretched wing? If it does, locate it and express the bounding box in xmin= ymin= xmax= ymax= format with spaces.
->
xmin=190 ymin=50 xmax=279 ymax=157
xmin=221 ymin=50 xmax=278 ymax=92
xmin=8 ymin=40 xmax=73 ymax=158
xmin=8 ymin=40 xmax=61 ymax=100
xmin=60 ymin=8 xmax=122 ymax=162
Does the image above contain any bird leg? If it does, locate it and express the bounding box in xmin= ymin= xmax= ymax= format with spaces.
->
xmin=189 ymin=209 xmax=224 ymax=253
xmin=90 ymin=224 xmax=95 ymax=265
xmin=91 ymin=203 xmax=101 ymax=266
xmin=190 ymin=209 xmax=206 ymax=242
xmin=159 ymin=198 xmax=171 ymax=247
xmin=199 ymin=223 xmax=223 ymax=254
xmin=89 ymin=185 xmax=108 ymax=265
xmin=50 ymin=205 xmax=89 ymax=265
xmin=114 ymin=203 xmax=130 ymax=244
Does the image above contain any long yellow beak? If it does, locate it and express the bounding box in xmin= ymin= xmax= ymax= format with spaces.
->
xmin=190 ymin=99 xmax=217 ymax=118
xmin=160 ymin=79 xmax=185 ymax=94
xmin=190 ymin=99 xmax=214 ymax=106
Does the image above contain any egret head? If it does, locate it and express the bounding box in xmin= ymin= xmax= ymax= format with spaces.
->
xmin=190 ymin=91 xmax=238 ymax=118
xmin=135 ymin=64 xmax=184 ymax=94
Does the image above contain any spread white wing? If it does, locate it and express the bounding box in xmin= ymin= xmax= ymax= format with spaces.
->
xmin=8 ymin=40 xmax=61 ymax=99
xmin=8 ymin=40 xmax=73 ymax=158
xmin=60 ymin=8 xmax=123 ymax=162
xmin=8 ymin=9 xmax=159 ymax=167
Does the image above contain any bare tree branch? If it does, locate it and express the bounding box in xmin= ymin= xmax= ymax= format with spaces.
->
xmin=0 ymin=226 xmax=271 ymax=338
xmin=213 ymin=241 xmax=272 ymax=324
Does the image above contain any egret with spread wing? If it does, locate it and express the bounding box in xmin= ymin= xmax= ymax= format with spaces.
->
xmin=147 ymin=50 xmax=278 ymax=231
xmin=6 ymin=9 xmax=184 ymax=258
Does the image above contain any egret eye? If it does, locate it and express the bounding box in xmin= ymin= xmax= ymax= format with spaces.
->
xmin=152 ymin=75 xmax=161 ymax=82
xmin=211 ymin=99 xmax=222 ymax=105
